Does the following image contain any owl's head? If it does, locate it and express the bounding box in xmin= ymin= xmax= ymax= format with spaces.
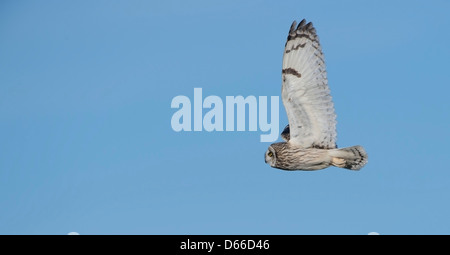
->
xmin=265 ymin=145 xmax=277 ymax=167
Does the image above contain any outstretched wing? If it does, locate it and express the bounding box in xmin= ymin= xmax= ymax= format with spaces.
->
xmin=281 ymin=19 xmax=337 ymax=149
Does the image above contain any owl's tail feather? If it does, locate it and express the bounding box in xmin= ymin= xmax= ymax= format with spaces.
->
xmin=329 ymin=146 xmax=368 ymax=170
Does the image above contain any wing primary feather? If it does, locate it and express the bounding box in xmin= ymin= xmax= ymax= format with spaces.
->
xmin=297 ymin=19 xmax=307 ymax=29
xmin=289 ymin=21 xmax=297 ymax=33
xmin=305 ymin=22 xmax=313 ymax=31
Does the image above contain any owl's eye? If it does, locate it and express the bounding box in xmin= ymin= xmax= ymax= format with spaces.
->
xmin=268 ymin=151 xmax=273 ymax=157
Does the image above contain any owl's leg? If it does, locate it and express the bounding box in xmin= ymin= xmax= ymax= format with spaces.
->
xmin=328 ymin=146 xmax=368 ymax=170
xmin=331 ymin=157 xmax=346 ymax=168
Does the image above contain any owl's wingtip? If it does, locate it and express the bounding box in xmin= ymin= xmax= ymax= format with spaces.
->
xmin=289 ymin=20 xmax=297 ymax=34
xmin=288 ymin=18 xmax=318 ymax=39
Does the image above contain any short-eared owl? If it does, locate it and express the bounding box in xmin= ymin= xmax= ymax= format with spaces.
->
xmin=265 ymin=19 xmax=368 ymax=171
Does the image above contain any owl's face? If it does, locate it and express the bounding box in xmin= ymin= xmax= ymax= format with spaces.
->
xmin=265 ymin=146 xmax=277 ymax=167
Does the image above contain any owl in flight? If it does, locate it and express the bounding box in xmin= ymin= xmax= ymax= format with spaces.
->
xmin=265 ymin=19 xmax=368 ymax=171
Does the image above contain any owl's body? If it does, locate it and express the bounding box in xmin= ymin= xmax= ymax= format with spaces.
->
xmin=265 ymin=142 xmax=331 ymax=170
xmin=265 ymin=19 xmax=368 ymax=171
xmin=265 ymin=142 xmax=367 ymax=171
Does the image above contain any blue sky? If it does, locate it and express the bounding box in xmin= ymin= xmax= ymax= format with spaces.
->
xmin=1 ymin=0 xmax=450 ymax=234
